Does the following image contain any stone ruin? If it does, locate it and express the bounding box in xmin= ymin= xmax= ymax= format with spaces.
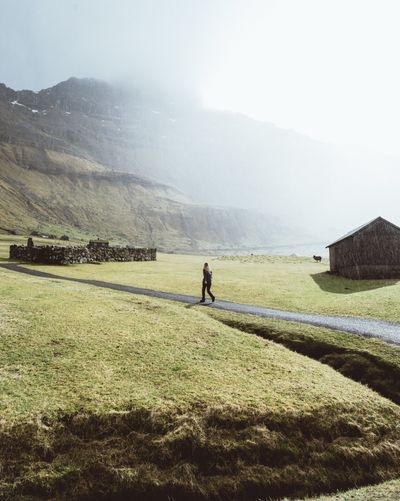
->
xmin=9 ymin=238 xmax=157 ymax=265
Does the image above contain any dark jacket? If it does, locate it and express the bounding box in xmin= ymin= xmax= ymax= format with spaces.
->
xmin=203 ymin=269 xmax=212 ymax=284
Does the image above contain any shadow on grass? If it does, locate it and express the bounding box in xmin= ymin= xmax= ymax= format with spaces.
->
xmin=185 ymin=301 xmax=213 ymax=309
xmin=311 ymin=271 xmax=398 ymax=294
xmin=213 ymin=311 xmax=400 ymax=405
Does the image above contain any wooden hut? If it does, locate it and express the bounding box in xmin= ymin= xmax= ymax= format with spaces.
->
xmin=326 ymin=217 xmax=400 ymax=279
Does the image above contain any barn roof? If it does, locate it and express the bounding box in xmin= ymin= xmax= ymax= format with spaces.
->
xmin=326 ymin=216 xmax=400 ymax=248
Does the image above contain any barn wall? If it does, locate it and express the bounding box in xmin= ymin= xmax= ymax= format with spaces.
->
xmin=329 ymin=219 xmax=400 ymax=279
xmin=329 ymin=247 xmax=336 ymax=272
xmin=338 ymin=264 xmax=400 ymax=279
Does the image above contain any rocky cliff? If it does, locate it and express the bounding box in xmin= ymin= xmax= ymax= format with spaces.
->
xmin=0 ymin=80 xmax=284 ymax=251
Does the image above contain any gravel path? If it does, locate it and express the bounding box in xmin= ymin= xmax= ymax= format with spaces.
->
xmin=2 ymin=262 xmax=400 ymax=345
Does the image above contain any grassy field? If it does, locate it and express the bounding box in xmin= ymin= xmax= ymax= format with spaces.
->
xmin=7 ymin=244 xmax=400 ymax=322
xmin=2 ymin=264 xmax=400 ymax=499
xmin=302 ymin=478 xmax=400 ymax=500
xmin=3 ymin=234 xmax=400 ymax=498
xmin=208 ymin=309 xmax=400 ymax=404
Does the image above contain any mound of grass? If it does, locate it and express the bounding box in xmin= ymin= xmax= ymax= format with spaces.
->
xmin=1 ymin=268 xmax=400 ymax=499
xmin=299 ymin=478 xmax=400 ymax=500
xmin=208 ymin=309 xmax=400 ymax=405
xmin=15 ymin=251 xmax=400 ymax=323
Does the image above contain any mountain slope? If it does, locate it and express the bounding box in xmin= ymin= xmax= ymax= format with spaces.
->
xmin=0 ymin=142 xmax=281 ymax=251
xmin=2 ymin=76 xmax=398 ymax=243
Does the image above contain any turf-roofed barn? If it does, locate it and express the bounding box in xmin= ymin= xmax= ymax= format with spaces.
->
xmin=327 ymin=216 xmax=400 ymax=279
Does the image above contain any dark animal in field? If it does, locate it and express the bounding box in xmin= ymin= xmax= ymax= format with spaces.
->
xmin=313 ymin=255 xmax=322 ymax=262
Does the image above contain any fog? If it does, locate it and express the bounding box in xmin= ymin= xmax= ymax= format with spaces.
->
xmin=1 ymin=0 xmax=400 ymax=242
xmin=0 ymin=0 xmax=230 ymax=95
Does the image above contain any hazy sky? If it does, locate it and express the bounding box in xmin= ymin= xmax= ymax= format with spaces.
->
xmin=1 ymin=0 xmax=400 ymax=156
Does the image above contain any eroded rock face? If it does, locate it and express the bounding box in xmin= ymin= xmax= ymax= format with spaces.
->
xmin=9 ymin=240 xmax=156 ymax=265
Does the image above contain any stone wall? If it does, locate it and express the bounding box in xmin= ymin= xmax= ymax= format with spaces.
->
xmin=9 ymin=241 xmax=156 ymax=264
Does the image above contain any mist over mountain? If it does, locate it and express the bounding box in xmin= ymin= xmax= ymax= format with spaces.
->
xmin=0 ymin=77 xmax=295 ymax=252
xmin=2 ymin=76 xmax=399 ymax=247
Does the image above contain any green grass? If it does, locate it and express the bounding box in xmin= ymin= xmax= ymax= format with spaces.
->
xmin=2 ymin=266 xmax=400 ymax=499
xmin=299 ymin=478 xmax=400 ymax=500
xmin=3 ymin=241 xmax=400 ymax=498
xmin=11 ymin=250 xmax=400 ymax=323
xmin=208 ymin=309 xmax=400 ymax=404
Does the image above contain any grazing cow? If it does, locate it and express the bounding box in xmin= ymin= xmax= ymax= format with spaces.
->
xmin=313 ymin=255 xmax=322 ymax=262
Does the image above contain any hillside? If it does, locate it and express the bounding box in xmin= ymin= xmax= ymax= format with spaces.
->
xmin=0 ymin=144 xmax=282 ymax=251
xmin=0 ymin=80 xmax=289 ymax=251
xmin=2 ymin=77 xmax=399 ymax=241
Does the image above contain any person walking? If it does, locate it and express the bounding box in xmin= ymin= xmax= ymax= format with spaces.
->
xmin=200 ymin=262 xmax=215 ymax=303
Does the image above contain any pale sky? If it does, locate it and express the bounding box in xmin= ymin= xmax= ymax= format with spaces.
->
xmin=1 ymin=0 xmax=400 ymax=155
xmin=201 ymin=0 xmax=400 ymax=157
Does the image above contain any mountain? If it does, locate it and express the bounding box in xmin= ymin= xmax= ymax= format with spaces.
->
xmin=0 ymin=79 xmax=288 ymax=252
xmin=2 ymin=76 xmax=398 ymax=249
